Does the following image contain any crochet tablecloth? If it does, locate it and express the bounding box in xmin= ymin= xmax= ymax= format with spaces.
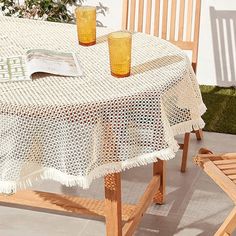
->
xmin=0 ymin=16 xmax=206 ymax=194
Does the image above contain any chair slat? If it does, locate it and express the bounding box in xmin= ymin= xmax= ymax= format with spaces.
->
xmin=223 ymin=169 xmax=236 ymax=175
xmin=145 ymin=0 xmax=152 ymax=34
xmin=130 ymin=0 xmax=136 ymax=31
xmin=162 ymin=0 xmax=169 ymax=39
xmin=122 ymin=0 xmax=129 ymax=30
xmin=221 ymin=153 xmax=236 ymax=159
xmin=186 ymin=0 xmax=193 ymax=41
xmin=138 ymin=0 xmax=144 ymax=32
xmin=218 ymin=164 xmax=236 ymax=170
xmin=192 ymin=0 xmax=201 ymax=65
xmin=214 ymin=160 xmax=236 ymax=165
xmin=170 ymin=0 xmax=177 ymax=41
xmin=154 ymin=0 xmax=160 ymax=36
xmin=178 ymin=0 xmax=185 ymax=41
xmin=228 ymin=175 xmax=236 ymax=180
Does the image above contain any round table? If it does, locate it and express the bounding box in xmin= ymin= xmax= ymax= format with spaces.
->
xmin=0 ymin=16 xmax=205 ymax=194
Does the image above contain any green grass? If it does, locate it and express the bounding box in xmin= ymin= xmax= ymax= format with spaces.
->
xmin=200 ymin=85 xmax=236 ymax=134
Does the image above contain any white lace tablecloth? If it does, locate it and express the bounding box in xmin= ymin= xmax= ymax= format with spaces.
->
xmin=0 ymin=16 xmax=206 ymax=194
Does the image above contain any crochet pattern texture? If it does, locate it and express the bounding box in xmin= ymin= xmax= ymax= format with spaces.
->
xmin=0 ymin=17 xmax=206 ymax=194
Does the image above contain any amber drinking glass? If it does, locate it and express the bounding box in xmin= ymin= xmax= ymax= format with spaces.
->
xmin=75 ymin=6 xmax=96 ymax=46
xmin=108 ymin=31 xmax=132 ymax=78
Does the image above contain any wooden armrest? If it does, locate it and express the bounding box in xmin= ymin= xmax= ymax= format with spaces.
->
xmin=194 ymin=148 xmax=221 ymax=167
xmin=194 ymin=148 xmax=236 ymax=168
xmin=194 ymin=148 xmax=236 ymax=202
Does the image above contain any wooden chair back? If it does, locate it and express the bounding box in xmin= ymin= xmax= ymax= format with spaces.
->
xmin=122 ymin=0 xmax=201 ymax=72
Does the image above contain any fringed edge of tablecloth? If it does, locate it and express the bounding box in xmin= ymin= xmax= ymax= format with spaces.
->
xmin=0 ymin=144 xmax=180 ymax=195
xmin=171 ymin=118 xmax=205 ymax=136
xmin=171 ymin=103 xmax=207 ymax=136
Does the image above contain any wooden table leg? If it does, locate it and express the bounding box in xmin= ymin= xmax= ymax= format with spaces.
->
xmin=104 ymin=173 xmax=122 ymax=236
xmin=181 ymin=132 xmax=190 ymax=172
xmin=195 ymin=129 xmax=203 ymax=141
xmin=153 ymin=159 xmax=166 ymax=204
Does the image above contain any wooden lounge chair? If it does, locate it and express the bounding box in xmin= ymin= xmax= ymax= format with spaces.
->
xmin=195 ymin=148 xmax=236 ymax=236
xmin=122 ymin=0 xmax=203 ymax=172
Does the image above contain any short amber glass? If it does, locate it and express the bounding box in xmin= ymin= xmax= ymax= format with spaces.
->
xmin=108 ymin=31 xmax=132 ymax=78
xmin=75 ymin=6 xmax=96 ymax=46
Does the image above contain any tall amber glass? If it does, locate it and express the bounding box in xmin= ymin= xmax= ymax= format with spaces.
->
xmin=108 ymin=31 xmax=132 ymax=78
xmin=75 ymin=6 xmax=96 ymax=46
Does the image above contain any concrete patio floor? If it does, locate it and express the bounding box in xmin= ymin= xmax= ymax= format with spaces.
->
xmin=0 ymin=131 xmax=235 ymax=236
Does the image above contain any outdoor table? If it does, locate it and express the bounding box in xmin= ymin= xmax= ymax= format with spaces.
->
xmin=0 ymin=16 xmax=206 ymax=235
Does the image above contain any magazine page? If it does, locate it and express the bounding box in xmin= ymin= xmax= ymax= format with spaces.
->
xmin=0 ymin=49 xmax=83 ymax=83
xmin=26 ymin=49 xmax=83 ymax=78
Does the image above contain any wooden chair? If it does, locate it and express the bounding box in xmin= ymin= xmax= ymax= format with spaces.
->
xmin=122 ymin=0 xmax=203 ymax=172
xmin=195 ymin=148 xmax=236 ymax=236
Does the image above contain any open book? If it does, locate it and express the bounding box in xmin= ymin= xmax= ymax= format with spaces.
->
xmin=0 ymin=49 xmax=83 ymax=83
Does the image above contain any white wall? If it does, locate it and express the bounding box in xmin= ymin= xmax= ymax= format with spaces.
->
xmin=87 ymin=0 xmax=122 ymax=28
xmin=88 ymin=0 xmax=236 ymax=86
xmin=198 ymin=0 xmax=236 ymax=87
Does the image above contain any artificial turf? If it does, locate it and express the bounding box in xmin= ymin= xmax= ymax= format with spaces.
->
xmin=200 ymin=85 xmax=236 ymax=135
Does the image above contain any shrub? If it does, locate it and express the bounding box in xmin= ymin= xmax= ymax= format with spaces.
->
xmin=0 ymin=0 xmax=108 ymax=25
